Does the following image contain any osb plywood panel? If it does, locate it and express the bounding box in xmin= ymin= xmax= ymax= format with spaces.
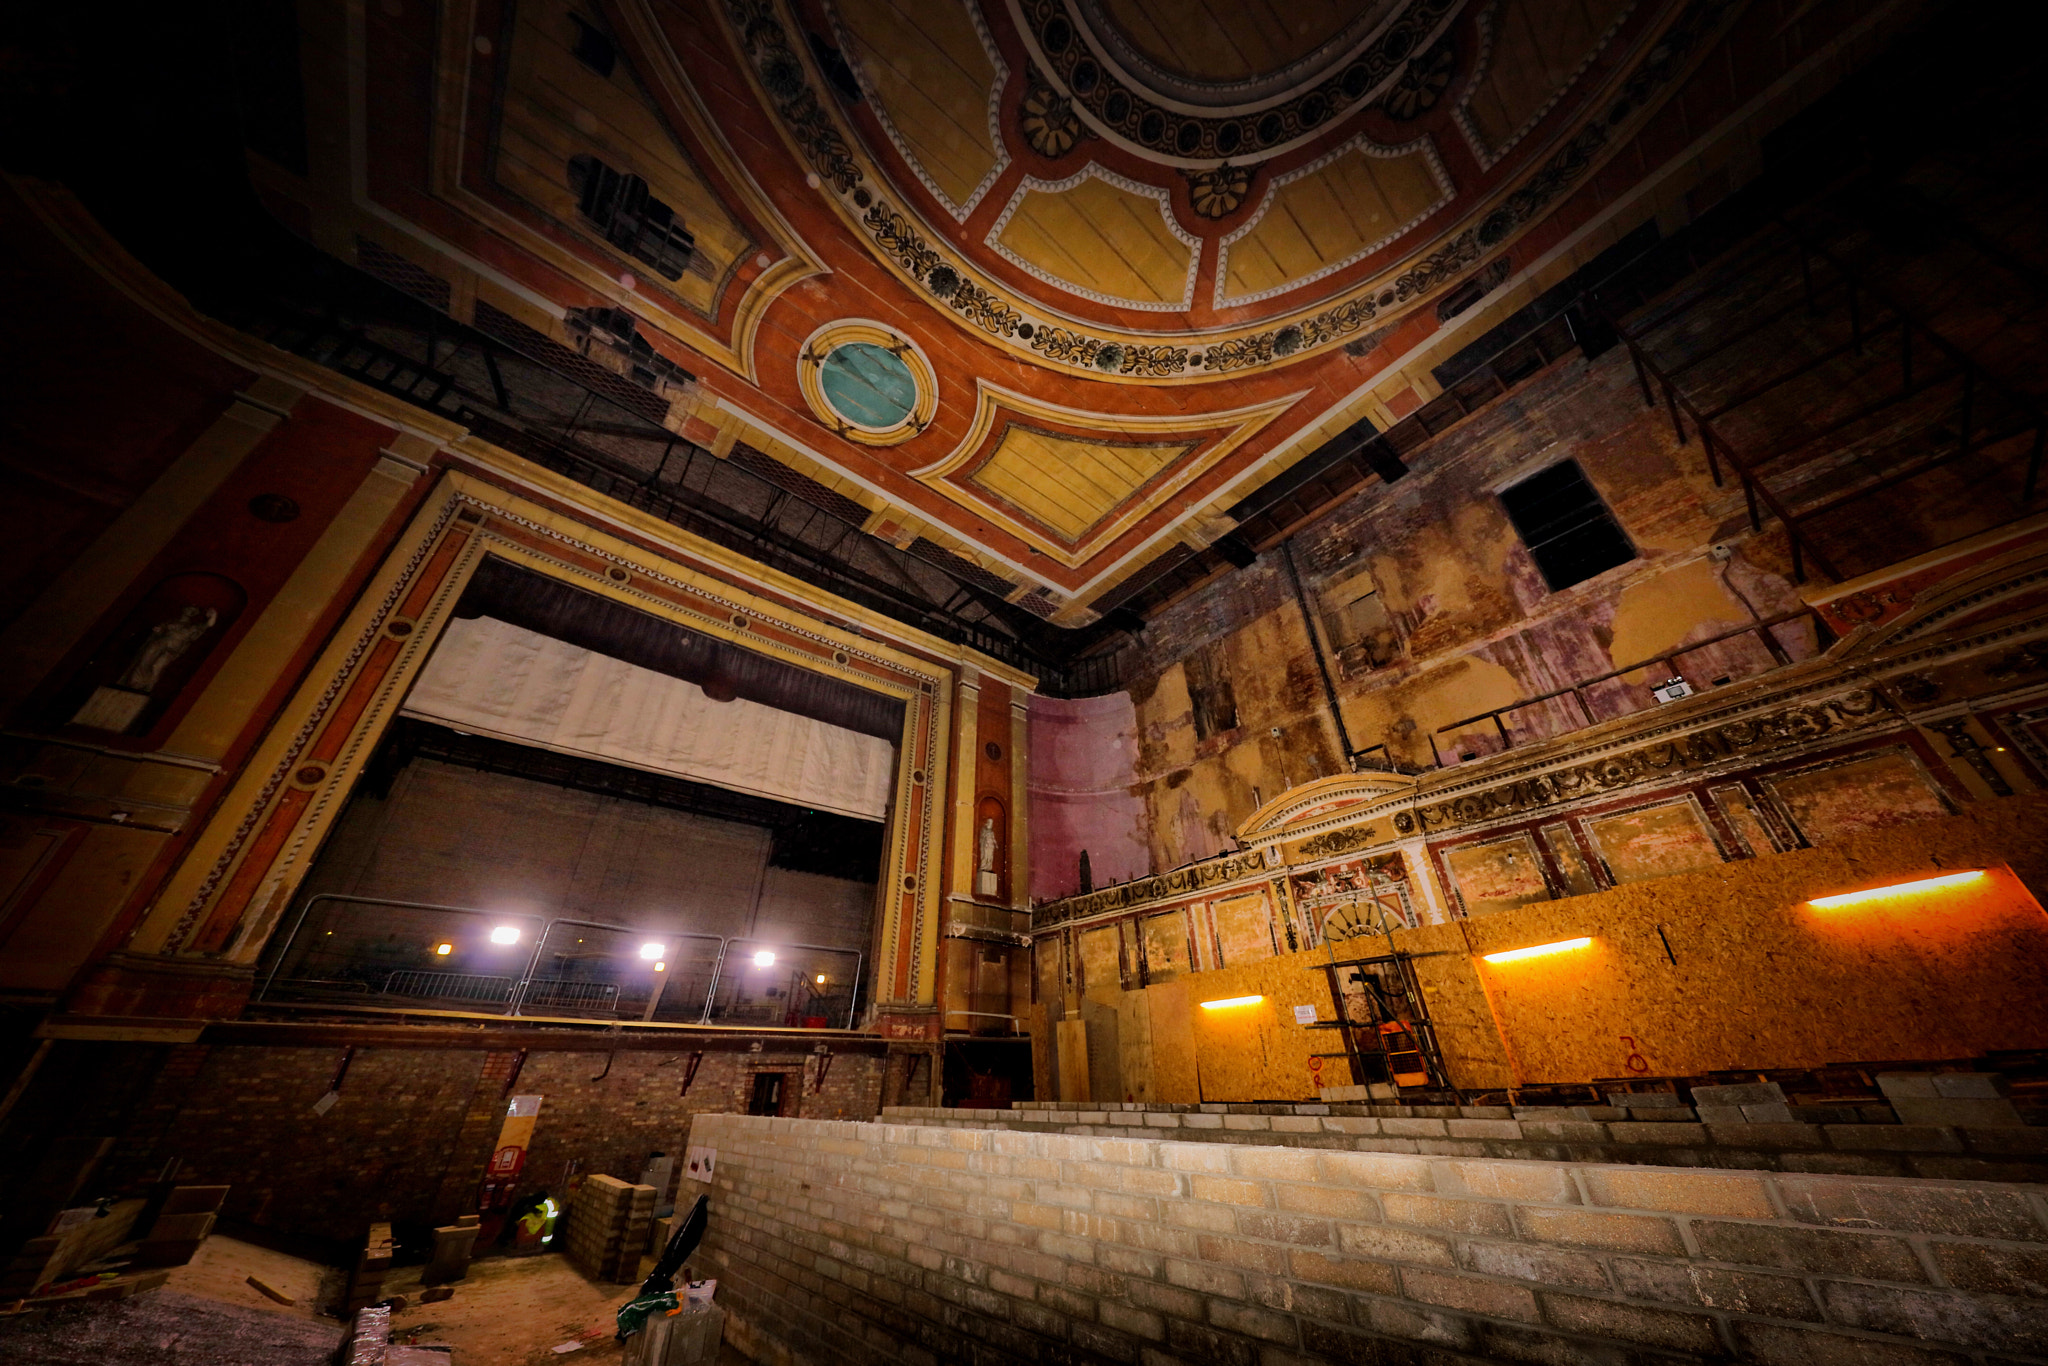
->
xmin=1115 ymin=988 xmax=1156 ymax=1103
xmin=1584 ymin=799 xmax=1724 ymax=885
xmin=969 ymin=425 xmax=1198 ymax=543
xmin=1182 ymin=950 xmax=1350 ymax=1102
xmin=1055 ymin=1017 xmax=1090 ymax=1101
xmin=834 ymin=0 xmax=1001 ymax=210
xmin=501 ymin=0 xmax=748 ymax=315
xmin=1026 ymin=1001 xmax=1054 ymax=1101
xmin=1078 ymin=923 xmax=1123 ymax=992
xmin=1767 ymin=747 xmax=1953 ymax=844
xmin=1082 ymin=993 xmax=1123 ymax=1102
xmin=1140 ymin=909 xmax=1193 ymax=981
xmin=1210 ymin=890 xmax=1278 ymax=967
xmin=1397 ymin=792 xmax=2048 ymax=1084
xmin=1221 ymin=146 xmax=1444 ymax=304
xmin=995 ymin=174 xmax=1193 ymax=308
xmin=1146 ymin=981 xmax=1198 ymax=1101
xmin=1462 ymin=0 xmax=1632 ymax=158
xmin=1445 ymin=834 xmax=1550 ymax=916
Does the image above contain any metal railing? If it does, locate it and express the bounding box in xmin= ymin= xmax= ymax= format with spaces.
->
xmin=259 ymin=894 xmax=862 ymax=1028
xmin=1429 ymin=607 xmax=1825 ymax=762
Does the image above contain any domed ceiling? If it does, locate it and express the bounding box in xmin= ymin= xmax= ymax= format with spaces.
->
xmin=756 ymin=0 xmax=1670 ymax=375
xmin=315 ymin=0 xmax=1753 ymax=623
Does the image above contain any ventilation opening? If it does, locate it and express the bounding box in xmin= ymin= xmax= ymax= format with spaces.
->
xmin=1498 ymin=460 xmax=1636 ymax=591
xmin=566 ymin=155 xmax=695 ymax=280
xmin=569 ymin=15 xmax=615 ymax=77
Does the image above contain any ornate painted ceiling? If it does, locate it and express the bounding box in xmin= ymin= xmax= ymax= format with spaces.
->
xmin=293 ymin=0 xmax=1765 ymax=621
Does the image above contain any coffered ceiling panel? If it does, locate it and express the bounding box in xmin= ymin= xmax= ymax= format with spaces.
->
xmin=1218 ymin=139 xmax=1450 ymax=307
xmin=1459 ymin=0 xmax=1636 ymax=164
xmin=500 ymin=3 xmax=753 ymax=317
xmin=991 ymin=168 xmax=1198 ymax=311
xmin=968 ymin=424 xmax=1201 ymax=544
xmin=834 ymin=0 xmax=1005 ymax=215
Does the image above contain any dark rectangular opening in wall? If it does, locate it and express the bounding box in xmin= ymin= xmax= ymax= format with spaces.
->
xmin=1498 ymin=460 xmax=1635 ymax=591
xmin=749 ymin=1072 xmax=790 ymax=1116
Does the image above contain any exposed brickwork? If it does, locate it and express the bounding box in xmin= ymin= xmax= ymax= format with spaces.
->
xmin=1 ymin=1039 xmax=885 ymax=1249
xmin=696 ymin=1113 xmax=2048 ymax=1365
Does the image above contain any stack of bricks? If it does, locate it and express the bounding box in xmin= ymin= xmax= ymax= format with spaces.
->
xmin=879 ymin=1093 xmax=2048 ymax=1182
xmin=694 ymin=1111 xmax=2048 ymax=1366
xmin=343 ymin=1222 xmax=394 ymax=1316
xmin=565 ymin=1174 xmax=656 ymax=1283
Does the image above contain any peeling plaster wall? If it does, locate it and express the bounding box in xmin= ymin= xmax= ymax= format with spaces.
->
xmin=1117 ymin=344 xmax=1822 ymax=876
xmin=1026 ymin=693 xmax=1150 ymax=901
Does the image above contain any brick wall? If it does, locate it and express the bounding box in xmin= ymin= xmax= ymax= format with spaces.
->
xmin=0 ymin=1038 xmax=885 ymax=1250
xmin=694 ymin=1113 xmax=2048 ymax=1366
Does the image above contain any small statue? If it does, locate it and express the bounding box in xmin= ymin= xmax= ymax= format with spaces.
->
xmin=117 ymin=605 xmax=218 ymax=692
xmin=975 ymin=816 xmax=1000 ymax=898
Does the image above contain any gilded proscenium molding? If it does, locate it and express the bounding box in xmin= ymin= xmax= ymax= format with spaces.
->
xmin=132 ymin=471 xmax=960 ymax=1011
xmin=1032 ymin=850 xmax=1272 ymax=929
xmin=721 ymin=0 xmax=1735 ymax=379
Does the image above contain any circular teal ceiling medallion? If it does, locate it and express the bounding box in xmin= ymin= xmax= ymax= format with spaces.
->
xmin=798 ymin=321 xmax=937 ymax=445
xmin=820 ymin=343 xmax=916 ymax=428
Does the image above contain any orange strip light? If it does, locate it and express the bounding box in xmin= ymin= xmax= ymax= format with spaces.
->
xmin=1809 ymin=870 xmax=1985 ymax=908
xmin=1482 ymin=937 xmax=1593 ymax=964
xmin=1199 ymin=995 xmax=1264 ymax=1010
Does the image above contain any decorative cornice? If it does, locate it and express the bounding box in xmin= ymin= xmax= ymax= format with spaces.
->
xmin=724 ymin=0 xmax=1737 ymax=379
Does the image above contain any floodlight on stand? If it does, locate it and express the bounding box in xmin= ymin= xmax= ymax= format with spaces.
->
xmin=639 ymin=941 xmax=664 ymax=960
xmin=489 ymin=926 xmax=521 ymax=946
xmin=753 ymin=950 xmax=776 ymax=967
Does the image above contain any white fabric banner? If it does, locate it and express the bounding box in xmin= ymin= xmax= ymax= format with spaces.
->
xmin=402 ymin=617 xmax=895 ymax=820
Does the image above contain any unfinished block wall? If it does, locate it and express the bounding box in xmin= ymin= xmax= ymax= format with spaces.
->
xmin=564 ymin=1173 xmax=655 ymax=1283
xmin=694 ymin=1113 xmax=2048 ymax=1366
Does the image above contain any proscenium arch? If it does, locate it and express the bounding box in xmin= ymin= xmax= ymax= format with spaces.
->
xmin=130 ymin=469 xmax=962 ymax=1016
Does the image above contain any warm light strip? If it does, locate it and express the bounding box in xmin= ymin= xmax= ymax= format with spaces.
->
xmin=1199 ymin=995 xmax=1265 ymax=1010
xmin=1482 ymin=937 xmax=1593 ymax=964
xmin=1809 ymin=870 xmax=1986 ymax=908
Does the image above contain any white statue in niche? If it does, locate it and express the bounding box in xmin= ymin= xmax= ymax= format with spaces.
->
xmin=117 ymin=606 xmax=218 ymax=692
xmin=73 ymin=604 xmax=221 ymax=733
xmin=975 ymin=815 xmax=1000 ymax=898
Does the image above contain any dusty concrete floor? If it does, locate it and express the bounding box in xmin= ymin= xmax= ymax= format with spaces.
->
xmin=2 ymin=1236 xmax=745 ymax=1366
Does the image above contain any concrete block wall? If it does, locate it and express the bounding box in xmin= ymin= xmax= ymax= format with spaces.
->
xmin=693 ymin=1112 xmax=2048 ymax=1366
xmin=881 ymin=1101 xmax=2048 ymax=1184
xmin=565 ymin=1173 xmax=655 ymax=1283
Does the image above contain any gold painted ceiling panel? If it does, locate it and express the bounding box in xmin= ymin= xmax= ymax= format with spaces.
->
xmin=501 ymin=2 xmax=751 ymax=317
xmin=834 ymin=0 xmax=1003 ymax=212
xmin=1220 ymin=141 xmax=1449 ymax=306
xmin=1460 ymin=0 xmax=1635 ymax=162
xmin=968 ymin=424 xmax=1201 ymax=543
xmin=993 ymin=171 xmax=1197 ymax=311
